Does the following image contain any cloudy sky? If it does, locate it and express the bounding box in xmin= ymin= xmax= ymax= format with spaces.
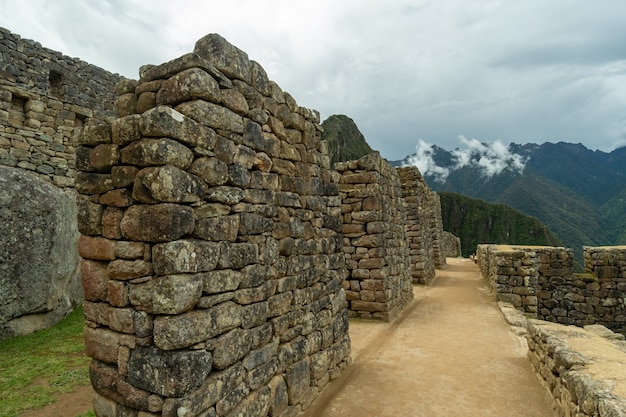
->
xmin=2 ymin=0 xmax=626 ymax=161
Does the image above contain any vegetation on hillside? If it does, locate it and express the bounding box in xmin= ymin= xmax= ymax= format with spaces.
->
xmin=439 ymin=191 xmax=563 ymax=257
xmin=400 ymin=142 xmax=626 ymax=263
xmin=321 ymin=114 xmax=375 ymax=166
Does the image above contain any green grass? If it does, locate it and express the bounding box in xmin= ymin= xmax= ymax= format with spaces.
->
xmin=0 ymin=307 xmax=92 ymax=417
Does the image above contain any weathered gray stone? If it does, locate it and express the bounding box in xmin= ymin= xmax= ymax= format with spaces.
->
xmin=189 ymin=157 xmax=229 ymax=186
xmin=152 ymin=239 xmax=221 ymax=275
xmin=212 ymin=328 xmax=252 ymax=370
xmin=128 ymin=346 xmax=212 ymax=397
xmin=133 ymin=165 xmax=205 ymax=203
xmin=162 ymin=364 xmax=245 ymax=417
xmin=120 ymin=138 xmax=194 ymax=169
xmin=130 ymin=274 xmax=203 ymax=314
xmin=202 ymin=270 xmax=244 ymax=294
xmin=0 ymin=167 xmax=82 ymax=341
xmin=176 ymin=100 xmax=243 ymax=134
xmin=156 ymin=67 xmax=221 ymax=106
xmin=268 ymin=375 xmax=289 ymax=417
xmin=194 ymin=215 xmax=239 ymax=242
xmin=121 ymin=203 xmax=194 ymax=242
xmin=194 ymin=34 xmax=252 ymax=83
xmin=285 ymin=359 xmax=310 ymax=405
xmin=154 ymin=301 xmax=242 ymax=350
xmin=139 ymin=105 xmax=217 ymax=150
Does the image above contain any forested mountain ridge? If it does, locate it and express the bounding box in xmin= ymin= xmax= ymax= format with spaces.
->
xmin=438 ymin=192 xmax=563 ymax=257
xmin=392 ymin=141 xmax=626 ymax=259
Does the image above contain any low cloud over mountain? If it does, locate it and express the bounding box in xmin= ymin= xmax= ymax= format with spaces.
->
xmin=405 ymin=137 xmax=527 ymax=182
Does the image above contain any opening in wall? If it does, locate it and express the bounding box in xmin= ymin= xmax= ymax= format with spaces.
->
xmin=9 ymin=95 xmax=26 ymax=126
xmin=49 ymin=70 xmax=63 ymax=99
xmin=75 ymin=113 xmax=87 ymax=128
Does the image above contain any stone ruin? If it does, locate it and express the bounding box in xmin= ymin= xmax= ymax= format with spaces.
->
xmin=477 ymin=244 xmax=626 ymax=334
xmin=0 ymin=26 xmax=122 ymax=340
xmin=336 ymin=153 xmax=413 ymax=321
xmin=74 ymin=34 xmax=354 ymax=416
xmin=1 ymin=26 xmax=451 ymax=416
xmin=397 ymin=166 xmax=447 ymax=283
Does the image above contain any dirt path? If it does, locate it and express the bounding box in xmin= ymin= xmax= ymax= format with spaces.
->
xmin=303 ymin=258 xmax=555 ymax=417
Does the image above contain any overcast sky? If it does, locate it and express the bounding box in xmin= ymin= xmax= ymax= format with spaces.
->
xmin=2 ymin=0 xmax=626 ymax=160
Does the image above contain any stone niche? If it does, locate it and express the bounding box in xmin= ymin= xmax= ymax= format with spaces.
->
xmin=75 ymin=33 xmax=351 ymax=417
xmin=336 ymin=153 xmax=413 ymax=322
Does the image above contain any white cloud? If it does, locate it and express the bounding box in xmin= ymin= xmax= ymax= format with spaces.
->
xmin=406 ymin=137 xmax=527 ymax=182
xmin=405 ymin=140 xmax=450 ymax=183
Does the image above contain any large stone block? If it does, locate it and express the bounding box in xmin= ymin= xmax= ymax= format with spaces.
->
xmin=155 ymin=68 xmax=220 ymax=106
xmin=194 ymin=34 xmax=252 ymax=83
xmin=176 ymin=100 xmax=243 ymax=134
xmin=153 ymin=301 xmax=242 ymax=350
xmin=133 ymin=165 xmax=205 ymax=203
xmin=120 ymin=204 xmax=194 ymax=242
xmin=120 ymin=138 xmax=193 ymax=170
xmin=81 ymin=259 xmax=109 ymax=302
xmin=152 ymin=239 xmax=221 ymax=275
xmin=0 ymin=167 xmax=82 ymax=341
xmin=127 ymin=346 xmax=212 ymax=397
xmin=130 ymin=274 xmax=203 ymax=314
xmin=139 ymin=105 xmax=217 ymax=150
xmin=212 ymin=328 xmax=252 ymax=370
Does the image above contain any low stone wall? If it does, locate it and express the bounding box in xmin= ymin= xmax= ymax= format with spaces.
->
xmin=397 ymin=166 xmax=445 ymax=284
xmin=478 ymin=244 xmax=626 ymax=334
xmin=1 ymin=26 xmax=122 ymax=187
xmin=526 ymin=319 xmax=626 ymax=416
xmin=76 ymin=34 xmax=350 ymax=417
xmin=336 ymin=153 xmax=413 ymax=321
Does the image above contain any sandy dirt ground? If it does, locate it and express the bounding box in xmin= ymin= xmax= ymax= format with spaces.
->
xmin=22 ymin=258 xmax=555 ymax=417
xmin=302 ymin=258 xmax=556 ymax=417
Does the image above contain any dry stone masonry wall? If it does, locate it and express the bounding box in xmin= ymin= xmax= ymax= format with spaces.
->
xmin=336 ymin=153 xmax=413 ymax=321
xmin=441 ymin=231 xmax=461 ymax=258
xmin=526 ymin=320 xmax=626 ymax=416
xmin=75 ymin=33 xmax=351 ymax=417
xmin=397 ymin=166 xmax=446 ymax=284
xmin=478 ymin=244 xmax=626 ymax=334
xmin=0 ymin=27 xmax=122 ymax=187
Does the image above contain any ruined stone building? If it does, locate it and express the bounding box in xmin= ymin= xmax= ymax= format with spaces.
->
xmin=1 ymin=26 xmax=448 ymax=416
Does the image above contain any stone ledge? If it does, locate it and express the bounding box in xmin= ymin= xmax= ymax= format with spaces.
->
xmin=526 ymin=319 xmax=626 ymax=416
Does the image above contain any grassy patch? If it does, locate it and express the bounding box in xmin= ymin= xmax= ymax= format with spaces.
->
xmin=0 ymin=307 xmax=91 ymax=417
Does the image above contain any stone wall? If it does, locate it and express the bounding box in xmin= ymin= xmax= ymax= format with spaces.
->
xmin=0 ymin=26 xmax=122 ymax=187
xmin=478 ymin=244 xmax=626 ymax=334
xmin=442 ymin=232 xmax=461 ymax=259
xmin=76 ymin=34 xmax=351 ymax=417
xmin=397 ymin=166 xmax=446 ymax=284
xmin=336 ymin=153 xmax=413 ymax=321
xmin=526 ymin=320 xmax=626 ymax=416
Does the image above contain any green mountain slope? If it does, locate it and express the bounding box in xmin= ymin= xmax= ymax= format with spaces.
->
xmin=394 ymin=142 xmax=626 ymax=261
xmin=321 ymin=115 xmax=374 ymax=166
xmin=439 ymin=191 xmax=563 ymax=257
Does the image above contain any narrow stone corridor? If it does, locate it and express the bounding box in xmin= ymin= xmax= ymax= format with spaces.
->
xmin=303 ymin=258 xmax=555 ymax=417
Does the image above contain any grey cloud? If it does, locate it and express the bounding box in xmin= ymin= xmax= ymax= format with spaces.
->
xmin=2 ymin=0 xmax=626 ymax=159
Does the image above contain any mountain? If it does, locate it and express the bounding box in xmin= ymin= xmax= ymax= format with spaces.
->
xmin=438 ymin=192 xmax=563 ymax=257
xmin=321 ymin=115 xmax=374 ymax=166
xmin=392 ymin=142 xmax=626 ymax=261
